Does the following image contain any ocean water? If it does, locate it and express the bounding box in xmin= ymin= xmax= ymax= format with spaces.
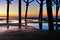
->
xmin=0 ymin=19 xmax=60 ymax=31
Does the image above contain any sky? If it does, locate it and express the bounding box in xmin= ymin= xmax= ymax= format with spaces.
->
xmin=0 ymin=0 xmax=18 ymax=17
xmin=0 ymin=0 xmax=60 ymax=17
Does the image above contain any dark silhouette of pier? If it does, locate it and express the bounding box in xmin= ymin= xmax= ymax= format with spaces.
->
xmin=36 ymin=0 xmax=44 ymax=30
xmin=18 ymin=0 xmax=21 ymax=28
xmin=46 ymin=0 xmax=54 ymax=31
xmin=23 ymin=0 xmax=34 ymax=28
xmin=0 ymin=0 xmax=60 ymax=31
xmin=0 ymin=0 xmax=60 ymax=40
xmin=6 ymin=0 xmax=13 ymax=28
xmin=53 ymin=0 xmax=60 ymax=30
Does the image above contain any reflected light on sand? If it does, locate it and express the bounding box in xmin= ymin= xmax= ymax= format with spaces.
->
xmin=0 ymin=26 xmax=19 ymax=33
xmin=9 ymin=20 xmax=18 ymax=23
xmin=0 ymin=20 xmax=6 ymax=23
xmin=0 ymin=28 xmax=8 ymax=33
xmin=32 ymin=19 xmax=38 ymax=22
xmin=21 ymin=19 xmax=25 ymax=23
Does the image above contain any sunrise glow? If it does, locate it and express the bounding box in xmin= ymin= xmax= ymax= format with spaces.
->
xmin=0 ymin=0 xmax=59 ymax=17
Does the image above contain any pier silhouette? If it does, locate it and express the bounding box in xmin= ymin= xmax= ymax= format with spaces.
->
xmin=0 ymin=0 xmax=60 ymax=30
xmin=0 ymin=0 xmax=60 ymax=40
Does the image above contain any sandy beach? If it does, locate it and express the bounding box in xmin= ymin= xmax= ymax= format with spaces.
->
xmin=0 ymin=28 xmax=59 ymax=40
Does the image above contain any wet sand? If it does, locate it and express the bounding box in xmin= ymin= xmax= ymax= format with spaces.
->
xmin=0 ymin=28 xmax=37 ymax=40
xmin=0 ymin=28 xmax=60 ymax=40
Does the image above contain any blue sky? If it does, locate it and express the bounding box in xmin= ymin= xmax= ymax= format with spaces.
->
xmin=0 ymin=0 xmax=59 ymax=17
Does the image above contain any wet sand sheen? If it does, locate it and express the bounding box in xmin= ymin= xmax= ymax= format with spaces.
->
xmin=0 ymin=29 xmax=60 ymax=40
